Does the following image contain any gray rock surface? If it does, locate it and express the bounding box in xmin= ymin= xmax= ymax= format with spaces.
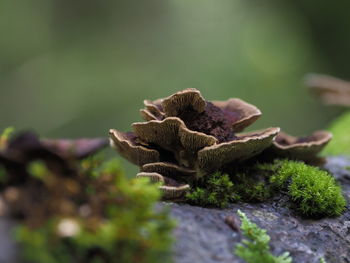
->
xmin=0 ymin=217 xmax=19 ymax=263
xmin=167 ymin=156 xmax=350 ymax=263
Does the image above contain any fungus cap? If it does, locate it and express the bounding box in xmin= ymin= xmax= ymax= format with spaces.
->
xmin=178 ymin=125 xmax=217 ymax=152
xmin=132 ymin=117 xmax=183 ymax=152
xmin=161 ymin=88 xmax=206 ymax=116
xmin=140 ymin=109 xmax=159 ymax=121
xmin=272 ymin=130 xmax=332 ymax=159
xmin=141 ymin=162 xmax=196 ymax=180
xmin=133 ymin=117 xmax=217 ymax=153
xmin=136 ymin=171 xmax=190 ymax=199
xmin=109 ymin=129 xmax=160 ymax=166
xmin=144 ymin=99 xmax=164 ymax=115
xmin=136 ymin=172 xmax=165 ymax=183
xmin=306 ymin=74 xmax=350 ymax=107
xmin=42 ymin=138 xmax=108 ymax=159
xmin=197 ymin=127 xmax=280 ymax=174
xmin=142 ymin=99 xmax=165 ymax=120
xmin=212 ymin=98 xmax=262 ymax=132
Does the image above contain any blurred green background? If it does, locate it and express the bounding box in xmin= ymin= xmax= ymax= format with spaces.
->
xmin=1 ymin=0 xmax=349 ymax=173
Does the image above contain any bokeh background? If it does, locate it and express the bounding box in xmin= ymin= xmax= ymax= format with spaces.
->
xmin=1 ymin=0 xmax=350 ymax=173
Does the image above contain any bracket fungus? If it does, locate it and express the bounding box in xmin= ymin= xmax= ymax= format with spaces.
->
xmin=0 ymin=131 xmax=108 ymax=185
xmin=271 ymin=131 xmax=332 ymax=160
xmin=306 ymin=73 xmax=350 ymax=107
xmin=110 ymin=88 xmax=332 ymax=200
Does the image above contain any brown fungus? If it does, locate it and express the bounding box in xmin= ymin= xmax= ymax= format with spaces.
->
xmin=109 ymin=129 xmax=160 ymax=166
xmin=306 ymin=73 xmax=350 ymax=107
xmin=143 ymin=99 xmax=165 ymax=119
xmin=271 ymin=130 xmax=332 ymax=160
xmin=132 ymin=117 xmax=184 ymax=152
xmin=178 ymin=125 xmax=217 ymax=152
xmin=212 ymin=98 xmax=262 ymax=132
xmin=136 ymin=172 xmax=190 ymax=199
xmin=42 ymin=138 xmax=108 ymax=160
xmin=179 ymin=102 xmax=237 ymax=142
xmin=197 ymin=127 xmax=280 ymax=174
xmin=110 ymin=88 xmax=331 ymax=201
xmin=0 ymin=132 xmax=108 ymax=184
xmin=141 ymin=162 xmax=196 ymax=180
xmin=139 ymin=109 xmax=159 ymax=121
xmin=161 ymin=88 xmax=206 ymax=116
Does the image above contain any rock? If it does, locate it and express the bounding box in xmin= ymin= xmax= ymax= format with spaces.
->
xmin=0 ymin=217 xmax=19 ymax=263
xmin=166 ymin=156 xmax=350 ymax=263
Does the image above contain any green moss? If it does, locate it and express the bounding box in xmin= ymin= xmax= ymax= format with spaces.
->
xmin=319 ymin=258 xmax=327 ymax=263
xmin=323 ymin=111 xmax=350 ymax=155
xmin=235 ymin=210 xmax=292 ymax=263
xmin=186 ymin=172 xmax=238 ymax=208
xmin=269 ymin=160 xmax=346 ymax=217
xmin=268 ymin=160 xmax=295 ymax=189
xmin=27 ymin=161 xmax=50 ymax=180
xmin=289 ymin=165 xmax=345 ymax=217
xmin=231 ymin=173 xmax=272 ymax=203
xmin=15 ymin=158 xmax=175 ymax=263
xmin=185 ymin=159 xmax=346 ymax=216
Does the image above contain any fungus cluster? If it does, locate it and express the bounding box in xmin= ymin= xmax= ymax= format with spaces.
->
xmin=110 ymin=89 xmax=332 ymax=200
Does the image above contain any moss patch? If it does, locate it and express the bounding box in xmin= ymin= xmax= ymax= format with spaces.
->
xmin=288 ymin=164 xmax=345 ymax=217
xmin=185 ymin=159 xmax=346 ymax=217
xmin=269 ymin=160 xmax=346 ymax=217
xmin=230 ymin=172 xmax=272 ymax=203
xmin=186 ymin=172 xmax=238 ymax=208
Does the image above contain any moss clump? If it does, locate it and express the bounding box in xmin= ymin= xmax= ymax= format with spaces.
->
xmin=269 ymin=160 xmax=346 ymax=217
xmin=323 ymin=111 xmax=350 ymax=155
xmin=186 ymin=172 xmax=238 ymax=208
xmin=235 ymin=210 xmax=292 ymax=263
xmin=185 ymin=159 xmax=346 ymax=217
xmin=229 ymin=171 xmax=272 ymax=203
xmin=14 ymin=158 xmax=175 ymax=263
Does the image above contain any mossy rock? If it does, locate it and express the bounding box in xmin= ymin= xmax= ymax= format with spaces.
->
xmin=167 ymin=156 xmax=350 ymax=263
